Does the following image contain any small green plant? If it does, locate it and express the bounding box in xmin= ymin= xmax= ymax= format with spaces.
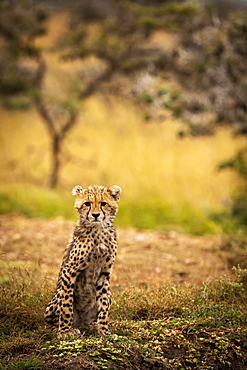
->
xmin=42 ymin=336 xmax=128 ymax=368
xmin=218 ymin=150 xmax=247 ymax=229
xmin=8 ymin=357 xmax=43 ymax=370
xmin=219 ymin=234 xmax=247 ymax=269
xmin=233 ymin=265 xmax=247 ymax=286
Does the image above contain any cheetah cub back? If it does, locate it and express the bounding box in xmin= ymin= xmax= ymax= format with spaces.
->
xmin=44 ymin=184 xmax=121 ymax=338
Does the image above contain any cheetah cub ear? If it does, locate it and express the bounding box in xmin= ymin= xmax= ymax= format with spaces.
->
xmin=108 ymin=185 xmax=122 ymax=202
xmin=72 ymin=186 xmax=83 ymax=196
xmin=72 ymin=186 xmax=83 ymax=209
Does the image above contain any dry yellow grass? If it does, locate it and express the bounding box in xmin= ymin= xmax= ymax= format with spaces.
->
xmin=0 ymin=95 xmax=244 ymax=212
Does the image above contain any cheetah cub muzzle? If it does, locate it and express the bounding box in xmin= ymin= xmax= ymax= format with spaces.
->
xmin=44 ymin=184 xmax=121 ymax=338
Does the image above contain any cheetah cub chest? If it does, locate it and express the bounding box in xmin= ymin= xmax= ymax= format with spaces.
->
xmin=44 ymin=184 xmax=121 ymax=338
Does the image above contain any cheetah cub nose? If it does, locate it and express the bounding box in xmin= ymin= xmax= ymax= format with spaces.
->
xmin=92 ymin=213 xmax=100 ymax=220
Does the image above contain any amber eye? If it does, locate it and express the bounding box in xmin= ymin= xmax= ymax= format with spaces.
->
xmin=101 ymin=201 xmax=107 ymax=207
xmin=84 ymin=202 xmax=91 ymax=207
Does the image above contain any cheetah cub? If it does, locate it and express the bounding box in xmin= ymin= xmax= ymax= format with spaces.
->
xmin=44 ymin=184 xmax=121 ymax=338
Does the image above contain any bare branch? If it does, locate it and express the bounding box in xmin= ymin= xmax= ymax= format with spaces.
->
xmin=58 ymin=65 xmax=115 ymax=141
xmin=60 ymin=110 xmax=78 ymax=140
xmin=78 ymin=63 xmax=115 ymax=101
xmin=33 ymin=55 xmax=56 ymax=137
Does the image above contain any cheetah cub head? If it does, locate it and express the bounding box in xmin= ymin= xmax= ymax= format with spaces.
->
xmin=72 ymin=184 xmax=121 ymax=226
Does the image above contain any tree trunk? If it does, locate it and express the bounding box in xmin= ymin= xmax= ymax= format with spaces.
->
xmin=50 ymin=135 xmax=61 ymax=189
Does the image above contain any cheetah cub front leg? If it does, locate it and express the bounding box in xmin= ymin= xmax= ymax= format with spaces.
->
xmin=44 ymin=184 xmax=121 ymax=338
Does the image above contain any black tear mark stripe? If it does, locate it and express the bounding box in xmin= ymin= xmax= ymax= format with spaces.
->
xmin=86 ymin=207 xmax=91 ymax=219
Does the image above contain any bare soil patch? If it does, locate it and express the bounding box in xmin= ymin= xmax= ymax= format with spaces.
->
xmin=0 ymin=214 xmax=228 ymax=287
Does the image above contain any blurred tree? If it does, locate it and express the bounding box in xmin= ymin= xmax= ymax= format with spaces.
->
xmin=61 ymin=0 xmax=247 ymax=134
xmin=61 ymin=0 xmax=247 ymax=224
xmin=1 ymin=0 xmax=247 ymax=194
xmin=0 ymin=0 xmax=47 ymax=103
xmin=59 ymin=0 xmax=196 ymax=121
xmin=0 ymin=0 xmax=81 ymax=188
xmin=0 ymin=0 xmax=97 ymax=187
xmin=0 ymin=0 xmax=194 ymax=187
